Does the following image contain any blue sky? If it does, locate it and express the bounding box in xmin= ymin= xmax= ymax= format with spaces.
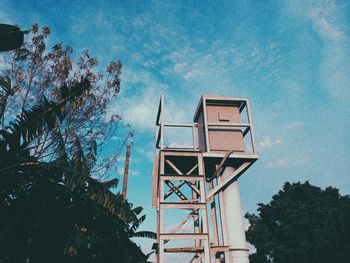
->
xmin=2 ymin=0 xmax=350 ymax=258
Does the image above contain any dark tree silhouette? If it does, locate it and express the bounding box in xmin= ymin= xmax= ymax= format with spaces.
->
xmin=245 ymin=181 xmax=350 ymax=263
xmin=0 ymin=24 xmax=154 ymax=263
xmin=1 ymin=23 xmax=130 ymax=179
xmin=0 ymin=24 xmax=29 ymax=51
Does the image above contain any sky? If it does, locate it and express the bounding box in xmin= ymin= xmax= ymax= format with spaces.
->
xmin=1 ymin=0 xmax=350 ymax=260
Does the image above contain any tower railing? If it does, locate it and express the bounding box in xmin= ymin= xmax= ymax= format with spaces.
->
xmin=155 ymin=95 xmax=198 ymax=151
xmin=155 ymin=95 xmax=258 ymax=155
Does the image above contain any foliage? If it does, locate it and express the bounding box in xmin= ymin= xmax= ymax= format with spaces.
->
xmin=245 ymin=181 xmax=350 ymax=263
xmin=0 ymin=24 xmax=152 ymax=263
xmin=1 ymin=23 xmax=130 ymax=179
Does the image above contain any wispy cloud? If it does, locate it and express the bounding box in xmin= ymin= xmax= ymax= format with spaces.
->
xmin=4 ymin=0 xmax=350 ymax=256
xmin=268 ymin=157 xmax=309 ymax=168
xmin=308 ymin=1 xmax=345 ymax=41
xmin=286 ymin=121 xmax=304 ymax=129
xmin=0 ymin=0 xmax=15 ymax=24
xmin=285 ymin=0 xmax=350 ymax=101
xmin=136 ymin=147 xmax=154 ymax=163
xmin=116 ymin=90 xmax=160 ymax=130
xmin=259 ymin=136 xmax=283 ymax=150
xmin=268 ymin=159 xmax=289 ymax=168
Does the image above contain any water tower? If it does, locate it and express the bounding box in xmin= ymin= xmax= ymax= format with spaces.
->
xmin=152 ymin=94 xmax=258 ymax=263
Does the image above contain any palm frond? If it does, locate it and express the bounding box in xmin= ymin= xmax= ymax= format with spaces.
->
xmin=71 ymin=134 xmax=85 ymax=169
xmin=85 ymin=139 xmax=97 ymax=171
xmin=131 ymin=231 xmax=156 ymax=239
xmin=1 ymin=77 xmax=92 ymax=149
xmin=0 ymin=76 xmax=12 ymax=125
xmin=132 ymin=206 xmax=143 ymax=215
xmin=4 ymin=97 xmax=63 ymax=149
xmin=145 ymin=251 xmax=155 ymax=260
xmin=129 ymin=214 xmax=146 ymax=233
xmin=51 ymin=126 xmax=68 ymax=162
xmin=86 ymin=178 xmax=123 ymax=215
xmin=101 ymin=178 xmax=119 ymax=189
xmin=59 ymin=77 xmax=91 ymax=102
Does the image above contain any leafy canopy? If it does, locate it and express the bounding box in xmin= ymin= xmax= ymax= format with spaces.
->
xmin=0 ymin=24 xmax=153 ymax=263
xmin=1 ymin=23 xmax=130 ymax=179
xmin=245 ymin=181 xmax=350 ymax=263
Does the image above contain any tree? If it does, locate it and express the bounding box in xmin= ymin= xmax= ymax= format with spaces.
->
xmin=245 ymin=181 xmax=350 ymax=263
xmin=0 ymin=24 xmax=153 ymax=262
xmin=1 ymin=23 xmax=129 ymax=179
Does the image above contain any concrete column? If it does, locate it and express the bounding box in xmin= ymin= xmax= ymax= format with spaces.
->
xmin=221 ymin=167 xmax=249 ymax=263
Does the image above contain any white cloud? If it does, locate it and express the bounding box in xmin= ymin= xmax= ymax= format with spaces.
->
xmin=308 ymin=1 xmax=350 ymax=101
xmin=259 ymin=136 xmax=273 ymax=149
xmin=268 ymin=157 xmax=309 ymax=168
xmin=110 ymin=65 xmax=193 ymax=132
xmin=259 ymin=136 xmax=283 ymax=150
xmin=285 ymin=0 xmax=350 ymax=101
xmin=308 ymin=1 xmax=345 ymax=41
xmin=110 ymin=136 xmax=121 ymax=141
xmin=286 ymin=121 xmax=304 ymax=129
xmin=275 ymin=138 xmax=283 ymax=145
xmin=268 ymin=159 xmax=290 ymax=168
xmin=312 ymin=16 xmax=345 ymax=40
xmin=130 ymin=169 xmax=140 ymax=177
xmin=173 ymin=62 xmax=187 ymax=73
xmin=136 ymin=147 xmax=154 ymax=163
xmin=0 ymin=1 xmax=14 ymax=24
xmin=121 ymin=98 xmax=157 ymax=130
xmin=108 ymin=67 xmax=167 ymax=130
xmin=131 ymin=53 xmax=142 ymax=62
xmin=161 ymin=44 xmax=236 ymax=91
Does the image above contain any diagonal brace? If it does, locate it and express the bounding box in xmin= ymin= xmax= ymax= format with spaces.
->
xmin=165 ymin=160 xmax=201 ymax=195
xmin=206 ymin=162 xmax=251 ymax=201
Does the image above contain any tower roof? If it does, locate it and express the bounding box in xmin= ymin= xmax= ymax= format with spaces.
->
xmin=193 ymin=94 xmax=247 ymax=122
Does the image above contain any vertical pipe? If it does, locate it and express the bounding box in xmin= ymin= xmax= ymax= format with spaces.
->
xmin=192 ymin=123 xmax=197 ymax=150
xmin=246 ymin=100 xmax=256 ymax=154
xmin=122 ymin=145 xmax=131 ymax=200
xmin=192 ymin=181 xmax=200 ymax=248
xmin=217 ymin=176 xmax=231 ymax=263
xmin=159 ymin=153 xmax=165 ymax=262
xmin=221 ymin=167 xmax=249 ymax=263
xmin=209 ymin=181 xmax=220 ymax=263
xmin=156 ymin=208 xmax=160 ymax=263
xmin=202 ymin=98 xmax=210 ymax=152
xmin=160 ymin=95 xmax=164 ymax=150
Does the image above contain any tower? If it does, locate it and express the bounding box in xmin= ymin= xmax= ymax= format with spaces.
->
xmin=152 ymin=94 xmax=258 ymax=263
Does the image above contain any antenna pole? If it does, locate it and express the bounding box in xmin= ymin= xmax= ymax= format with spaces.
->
xmin=122 ymin=144 xmax=131 ymax=200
